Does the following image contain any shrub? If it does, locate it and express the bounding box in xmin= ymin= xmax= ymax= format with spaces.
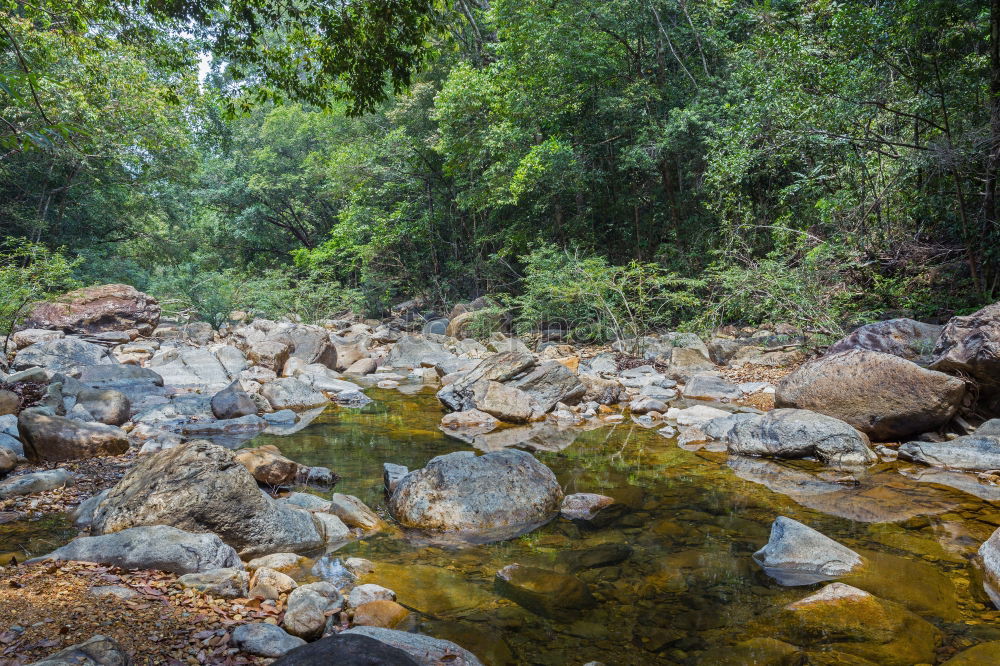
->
xmin=0 ymin=238 xmax=80 ymax=350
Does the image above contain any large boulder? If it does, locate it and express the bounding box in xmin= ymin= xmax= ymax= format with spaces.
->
xmin=75 ymin=388 xmax=130 ymax=426
xmin=13 ymin=338 xmax=114 ymax=374
xmin=20 ymin=284 xmax=160 ymax=335
xmin=389 ymin=449 xmax=563 ymax=537
xmin=753 ymin=516 xmax=863 ymax=585
xmin=899 ymin=435 xmax=1000 ymax=471
xmin=932 ymin=301 xmax=1000 ymax=412
xmin=776 ymin=350 xmax=966 ymax=440
xmin=342 ymin=627 xmax=483 ymax=666
xmin=152 ymin=347 xmax=235 ymax=390
xmin=262 ymin=377 xmax=330 ymax=411
xmin=828 ymin=318 xmax=943 ymax=365
xmin=210 ymin=380 xmax=257 ymax=420
xmin=18 ymin=410 xmax=128 ymax=462
xmin=714 ymin=408 xmax=876 ymax=466
xmin=510 ymin=360 xmax=585 ymax=411
xmin=436 ymin=352 xmax=536 ymax=412
xmin=235 ymin=444 xmax=303 ymax=486
xmin=287 ymin=327 xmax=338 ymax=370
xmin=91 ymin=441 xmax=331 ymax=557
xmin=32 ymin=525 xmax=241 ymax=574
xmin=27 ymin=635 xmax=131 ymax=666
xmin=271 ymin=633 xmax=420 ymax=666
xmin=387 ymin=335 xmax=452 ymax=368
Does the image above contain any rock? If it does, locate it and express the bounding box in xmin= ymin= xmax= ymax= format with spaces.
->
xmin=388 ymin=335 xmax=451 ymax=368
xmin=666 ymin=347 xmax=717 ymax=381
xmin=11 ymin=328 xmax=65 ymax=350
xmin=668 ymin=404 xmax=730 ymax=426
xmin=75 ymin=388 xmax=130 ymax=426
xmin=27 ymin=634 xmax=130 ymax=666
xmin=776 ymin=350 xmax=966 ymax=440
xmin=898 ymin=435 xmax=1000 ymax=471
xmin=33 ymin=525 xmax=241 ymax=574
xmin=555 ymin=543 xmax=632 ymax=573
xmin=828 ymin=318 xmax=943 ymax=364
xmin=91 ymin=441 xmax=328 ymax=557
xmin=510 ymin=360 xmax=585 ymax=412
xmin=18 ymin=411 xmax=128 ymax=462
xmin=13 ymin=338 xmax=113 ymax=373
xmin=753 ymin=516 xmax=863 ymax=585
xmin=287 ymin=326 xmax=338 ymax=369
xmin=389 ymin=450 xmax=562 ymax=537
xmin=0 ymin=445 xmax=15 ymax=476
xmin=235 ymin=444 xmax=303 ymax=486
xmin=440 ymin=409 xmax=499 ymax=435
xmin=718 ymin=408 xmax=876 ymax=466
xmin=177 ymin=567 xmax=248 ymax=598
xmin=246 ymin=552 xmax=304 ymax=572
xmin=696 ymin=638 xmax=801 ymax=666
xmin=942 ymin=642 xmax=1000 ymax=665
xmin=579 ymin=375 xmax=621 ymax=405
xmin=283 ymin=582 xmax=345 ymax=639
xmin=383 ymin=463 xmax=407 ymax=494
xmin=475 ymin=381 xmax=536 ymax=423
xmin=21 ymin=284 xmax=160 ymax=336
xmin=344 ymin=557 xmax=375 ymax=577
xmin=231 ymin=623 xmax=306 ymax=658
xmin=153 ymin=348 xmax=234 ymax=390
xmin=931 ymin=301 xmax=1000 ymax=410
xmin=77 ymin=365 xmax=164 ymax=406
xmin=271 ymin=633 xmax=421 ymax=666
xmin=764 ymin=582 xmax=941 ymax=666
xmin=262 ymin=378 xmax=329 ymax=411
xmin=487 ymin=336 xmax=531 ymax=354
xmin=0 ymin=389 xmax=19 ymax=416
xmin=682 ymin=374 xmax=742 ymax=401
xmin=342 ymin=627 xmax=482 ymax=666
xmin=344 ymin=357 xmax=376 ymax=375
xmin=629 ymin=397 xmax=667 ymax=415
xmin=977 ymin=526 xmax=1000 ymax=605
xmin=247 ymin=338 xmax=293 ymax=373
xmin=210 ymin=380 xmax=257 ymax=420
xmin=436 ymin=352 xmax=536 ymax=412
xmin=0 ymin=468 xmax=71 ymax=498
xmin=313 ymin=512 xmax=351 ymax=543
xmin=249 ymin=566 xmax=297 ymax=599
xmin=88 ymin=585 xmax=141 ymax=601
xmin=494 ymin=563 xmax=595 ymax=619
xmin=978 ymin=418 xmax=1000 ymax=436
xmin=351 ymin=600 xmax=409 ymax=629
xmin=328 ymin=493 xmax=383 ymax=530
xmin=559 ymin=493 xmax=620 ymax=526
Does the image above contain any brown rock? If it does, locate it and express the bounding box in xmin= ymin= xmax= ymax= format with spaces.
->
xmin=18 ymin=410 xmax=128 ymax=462
xmin=235 ymin=444 xmax=303 ymax=486
xmin=248 ymin=339 xmax=293 ymax=372
xmin=0 ymin=390 xmax=18 ymax=416
xmin=932 ymin=301 xmax=1000 ymax=413
xmin=352 ymin=600 xmax=409 ymax=629
xmin=20 ymin=284 xmax=160 ymax=335
xmin=776 ymin=350 xmax=966 ymax=440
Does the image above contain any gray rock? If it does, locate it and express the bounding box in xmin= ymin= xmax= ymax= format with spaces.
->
xmin=0 ymin=467 xmax=71 ymax=499
xmin=753 ymin=516 xmax=863 ymax=585
xmin=682 ymin=373 xmax=742 ymax=401
xmin=898 ymin=435 xmax=1000 ymax=471
xmin=341 ymin=627 xmax=483 ymax=666
xmin=27 ymin=634 xmax=129 ymax=666
xmin=0 ymin=445 xmax=15 ymax=475
xmin=262 ymin=377 xmax=329 ymax=411
xmin=232 ymin=623 xmax=306 ymax=658
xmin=348 ymin=583 xmax=395 ymax=608
xmin=270 ymin=633 xmax=420 ymax=665
xmin=475 ymin=381 xmax=536 ymax=423
xmin=287 ymin=326 xmax=338 ymax=369
xmin=511 ymin=360 xmax=585 ymax=412
xmin=177 ymin=567 xmax=248 ymax=598
xmin=18 ymin=410 xmax=128 ymax=462
xmin=389 ymin=449 xmax=562 ymax=538
xmin=154 ymin=347 xmax=234 ymax=389
xmin=776 ymin=350 xmax=966 ymax=440
xmin=75 ymin=388 xmax=130 ymax=426
xmin=723 ymin=408 xmax=876 ymax=466
xmin=931 ymin=301 xmax=1000 ymax=411
xmin=283 ymin=582 xmax=344 ymax=639
xmin=71 ymin=489 xmax=110 ymax=528
xmin=388 ymin=335 xmax=452 ymax=368
xmin=383 ymin=463 xmax=408 ymax=494
xmin=210 ymin=380 xmax=257 ymax=419
xmin=32 ymin=525 xmax=241 ymax=574
xmin=977 ymin=419 xmax=1000 ymax=437
xmin=91 ymin=441 xmax=329 ymax=557
xmin=978 ymin=526 xmax=1000 ymax=606
xmin=589 ymin=353 xmax=617 ymax=375
xmin=13 ymin=338 xmax=114 ymax=374
xmin=828 ymin=318 xmax=943 ymax=365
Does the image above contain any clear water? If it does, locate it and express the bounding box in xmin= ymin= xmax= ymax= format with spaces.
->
xmin=5 ymin=386 xmax=1000 ymax=664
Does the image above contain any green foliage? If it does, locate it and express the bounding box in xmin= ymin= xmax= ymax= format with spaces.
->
xmin=0 ymin=238 xmax=80 ymax=346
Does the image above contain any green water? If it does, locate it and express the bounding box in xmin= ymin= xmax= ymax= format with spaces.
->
xmin=251 ymin=388 xmax=1000 ymax=665
xmin=5 ymin=387 xmax=1000 ymax=663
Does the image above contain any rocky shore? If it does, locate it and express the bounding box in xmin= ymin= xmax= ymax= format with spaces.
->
xmin=2 ymin=284 xmax=1000 ymax=664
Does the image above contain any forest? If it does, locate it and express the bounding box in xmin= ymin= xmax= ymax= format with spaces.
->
xmin=2 ymin=0 xmax=998 ymax=338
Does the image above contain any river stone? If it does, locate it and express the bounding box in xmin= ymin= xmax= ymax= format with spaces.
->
xmin=283 ymin=582 xmax=345 ymax=639
xmin=287 ymin=326 xmax=338 ymax=369
xmin=0 ymin=433 xmax=23 ymax=458
xmin=898 ymin=435 xmax=1000 ymax=471
xmin=682 ymin=373 xmax=742 ymax=401
xmin=765 ymin=582 xmax=941 ymax=666
xmin=722 ymin=408 xmax=876 ymax=466
xmin=494 ymin=564 xmax=596 ymax=619
xmin=90 ymin=441 xmax=327 ymax=557
xmin=776 ymin=349 xmax=966 ymax=440
xmin=383 ymin=463 xmax=408 ymax=494
xmin=475 ymin=381 xmax=536 ymax=423
xmin=440 ymin=409 xmax=499 ymax=435
xmin=753 ymin=516 xmax=863 ymax=585
xmin=33 ymin=525 xmax=241 ymax=574
xmin=232 ymin=623 xmax=306 ymax=658
xmin=579 ymin=375 xmax=622 ymax=405
xmin=249 ymin=566 xmax=297 ymax=599
xmin=271 ymin=633 xmax=420 ymax=666
xmin=210 ymin=380 xmax=257 ymax=420
xmin=246 ymin=552 xmax=304 ymax=572
xmin=828 ymin=318 xmax=943 ymax=365
xmin=247 ymin=338 xmax=292 ymax=373
xmin=262 ymin=377 xmax=329 ymax=411
xmin=21 ymin=284 xmax=159 ymax=335
xmin=977 ymin=526 xmax=1000 ymax=605
xmin=18 ymin=410 xmax=128 ymax=462
xmin=177 ymin=567 xmax=248 ymax=598
xmin=436 ymin=352 xmax=537 ymax=412
xmin=942 ymin=642 xmax=1000 ymax=665
xmin=351 ymin=600 xmax=410 ymax=629
xmin=348 ymin=583 xmax=395 ymax=608
xmin=696 ymin=638 xmax=801 ymax=666
xmin=0 ymin=390 xmax=18 ymax=416
xmin=11 ymin=328 xmax=65 ymax=350
xmin=555 ymin=543 xmax=633 ymax=573
xmin=75 ymin=388 xmax=130 ymax=426
xmin=153 ymin=347 xmax=233 ymax=389
xmin=559 ymin=493 xmax=624 ymax=527
xmin=77 ymin=364 xmax=164 ymax=406
xmin=388 ymin=335 xmax=451 ymax=368
xmin=13 ymin=338 xmax=113 ymax=374
xmin=235 ymin=444 xmax=302 ymax=486
xmin=0 ymin=468 xmax=71 ymax=498
xmin=978 ymin=418 xmax=1000 ymax=436
xmin=510 ymin=360 xmax=585 ymax=412
xmin=388 ymin=450 xmax=563 ymax=536
xmin=931 ymin=301 xmax=1000 ymax=410
xmin=27 ymin=634 xmax=130 ymax=666
xmin=328 ymin=493 xmax=383 ymax=530
xmin=342 ymin=627 xmax=482 ymax=666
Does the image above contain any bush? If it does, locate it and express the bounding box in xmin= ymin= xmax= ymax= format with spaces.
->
xmin=0 ymin=238 xmax=80 ymax=349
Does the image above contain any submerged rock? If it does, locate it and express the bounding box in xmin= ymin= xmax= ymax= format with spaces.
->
xmin=494 ymin=563 xmax=596 ymax=619
xmin=388 ymin=449 xmax=562 ymax=538
xmin=753 ymin=516 xmax=863 ymax=585
xmin=717 ymin=408 xmax=876 ymax=466
xmin=32 ymin=525 xmax=241 ymax=574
